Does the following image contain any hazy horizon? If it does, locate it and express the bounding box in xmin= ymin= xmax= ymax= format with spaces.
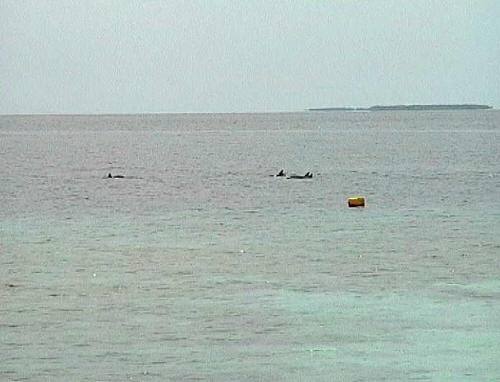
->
xmin=1 ymin=104 xmax=497 ymax=117
xmin=2 ymin=1 xmax=499 ymax=114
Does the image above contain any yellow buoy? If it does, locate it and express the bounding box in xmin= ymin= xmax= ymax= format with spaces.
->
xmin=348 ymin=196 xmax=365 ymax=207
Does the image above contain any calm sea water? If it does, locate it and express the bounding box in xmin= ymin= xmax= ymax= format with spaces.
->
xmin=1 ymin=111 xmax=499 ymax=381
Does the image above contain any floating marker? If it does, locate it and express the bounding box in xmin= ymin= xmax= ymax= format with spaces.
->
xmin=348 ymin=196 xmax=365 ymax=207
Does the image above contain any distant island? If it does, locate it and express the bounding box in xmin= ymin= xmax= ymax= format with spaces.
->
xmin=308 ymin=104 xmax=493 ymax=112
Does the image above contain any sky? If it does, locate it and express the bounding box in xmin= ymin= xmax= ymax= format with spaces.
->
xmin=1 ymin=0 xmax=499 ymax=114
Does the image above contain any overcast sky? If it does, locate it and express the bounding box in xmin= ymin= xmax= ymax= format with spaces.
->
xmin=1 ymin=0 xmax=499 ymax=114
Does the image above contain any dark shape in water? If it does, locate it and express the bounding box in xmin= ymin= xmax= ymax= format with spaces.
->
xmin=276 ymin=169 xmax=286 ymax=177
xmin=107 ymin=173 xmax=125 ymax=179
xmin=287 ymin=172 xmax=313 ymax=179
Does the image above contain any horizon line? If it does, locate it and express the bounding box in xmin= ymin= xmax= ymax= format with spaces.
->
xmin=0 ymin=109 xmax=309 ymax=117
xmin=1 ymin=104 xmax=496 ymax=117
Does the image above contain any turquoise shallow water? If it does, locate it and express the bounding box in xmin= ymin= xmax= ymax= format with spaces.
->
xmin=1 ymin=111 xmax=500 ymax=381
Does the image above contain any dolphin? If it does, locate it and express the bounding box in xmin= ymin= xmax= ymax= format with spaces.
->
xmin=276 ymin=169 xmax=286 ymax=177
xmin=107 ymin=173 xmax=125 ymax=179
xmin=287 ymin=172 xmax=313 ymax=179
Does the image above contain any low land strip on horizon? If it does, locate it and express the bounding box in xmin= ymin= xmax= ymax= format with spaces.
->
xmin=308 ymin=104 xmax=493 ymax=112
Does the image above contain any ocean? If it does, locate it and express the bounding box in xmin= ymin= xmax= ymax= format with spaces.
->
xmin=1 ymin=111 xmax=499 ymax=381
